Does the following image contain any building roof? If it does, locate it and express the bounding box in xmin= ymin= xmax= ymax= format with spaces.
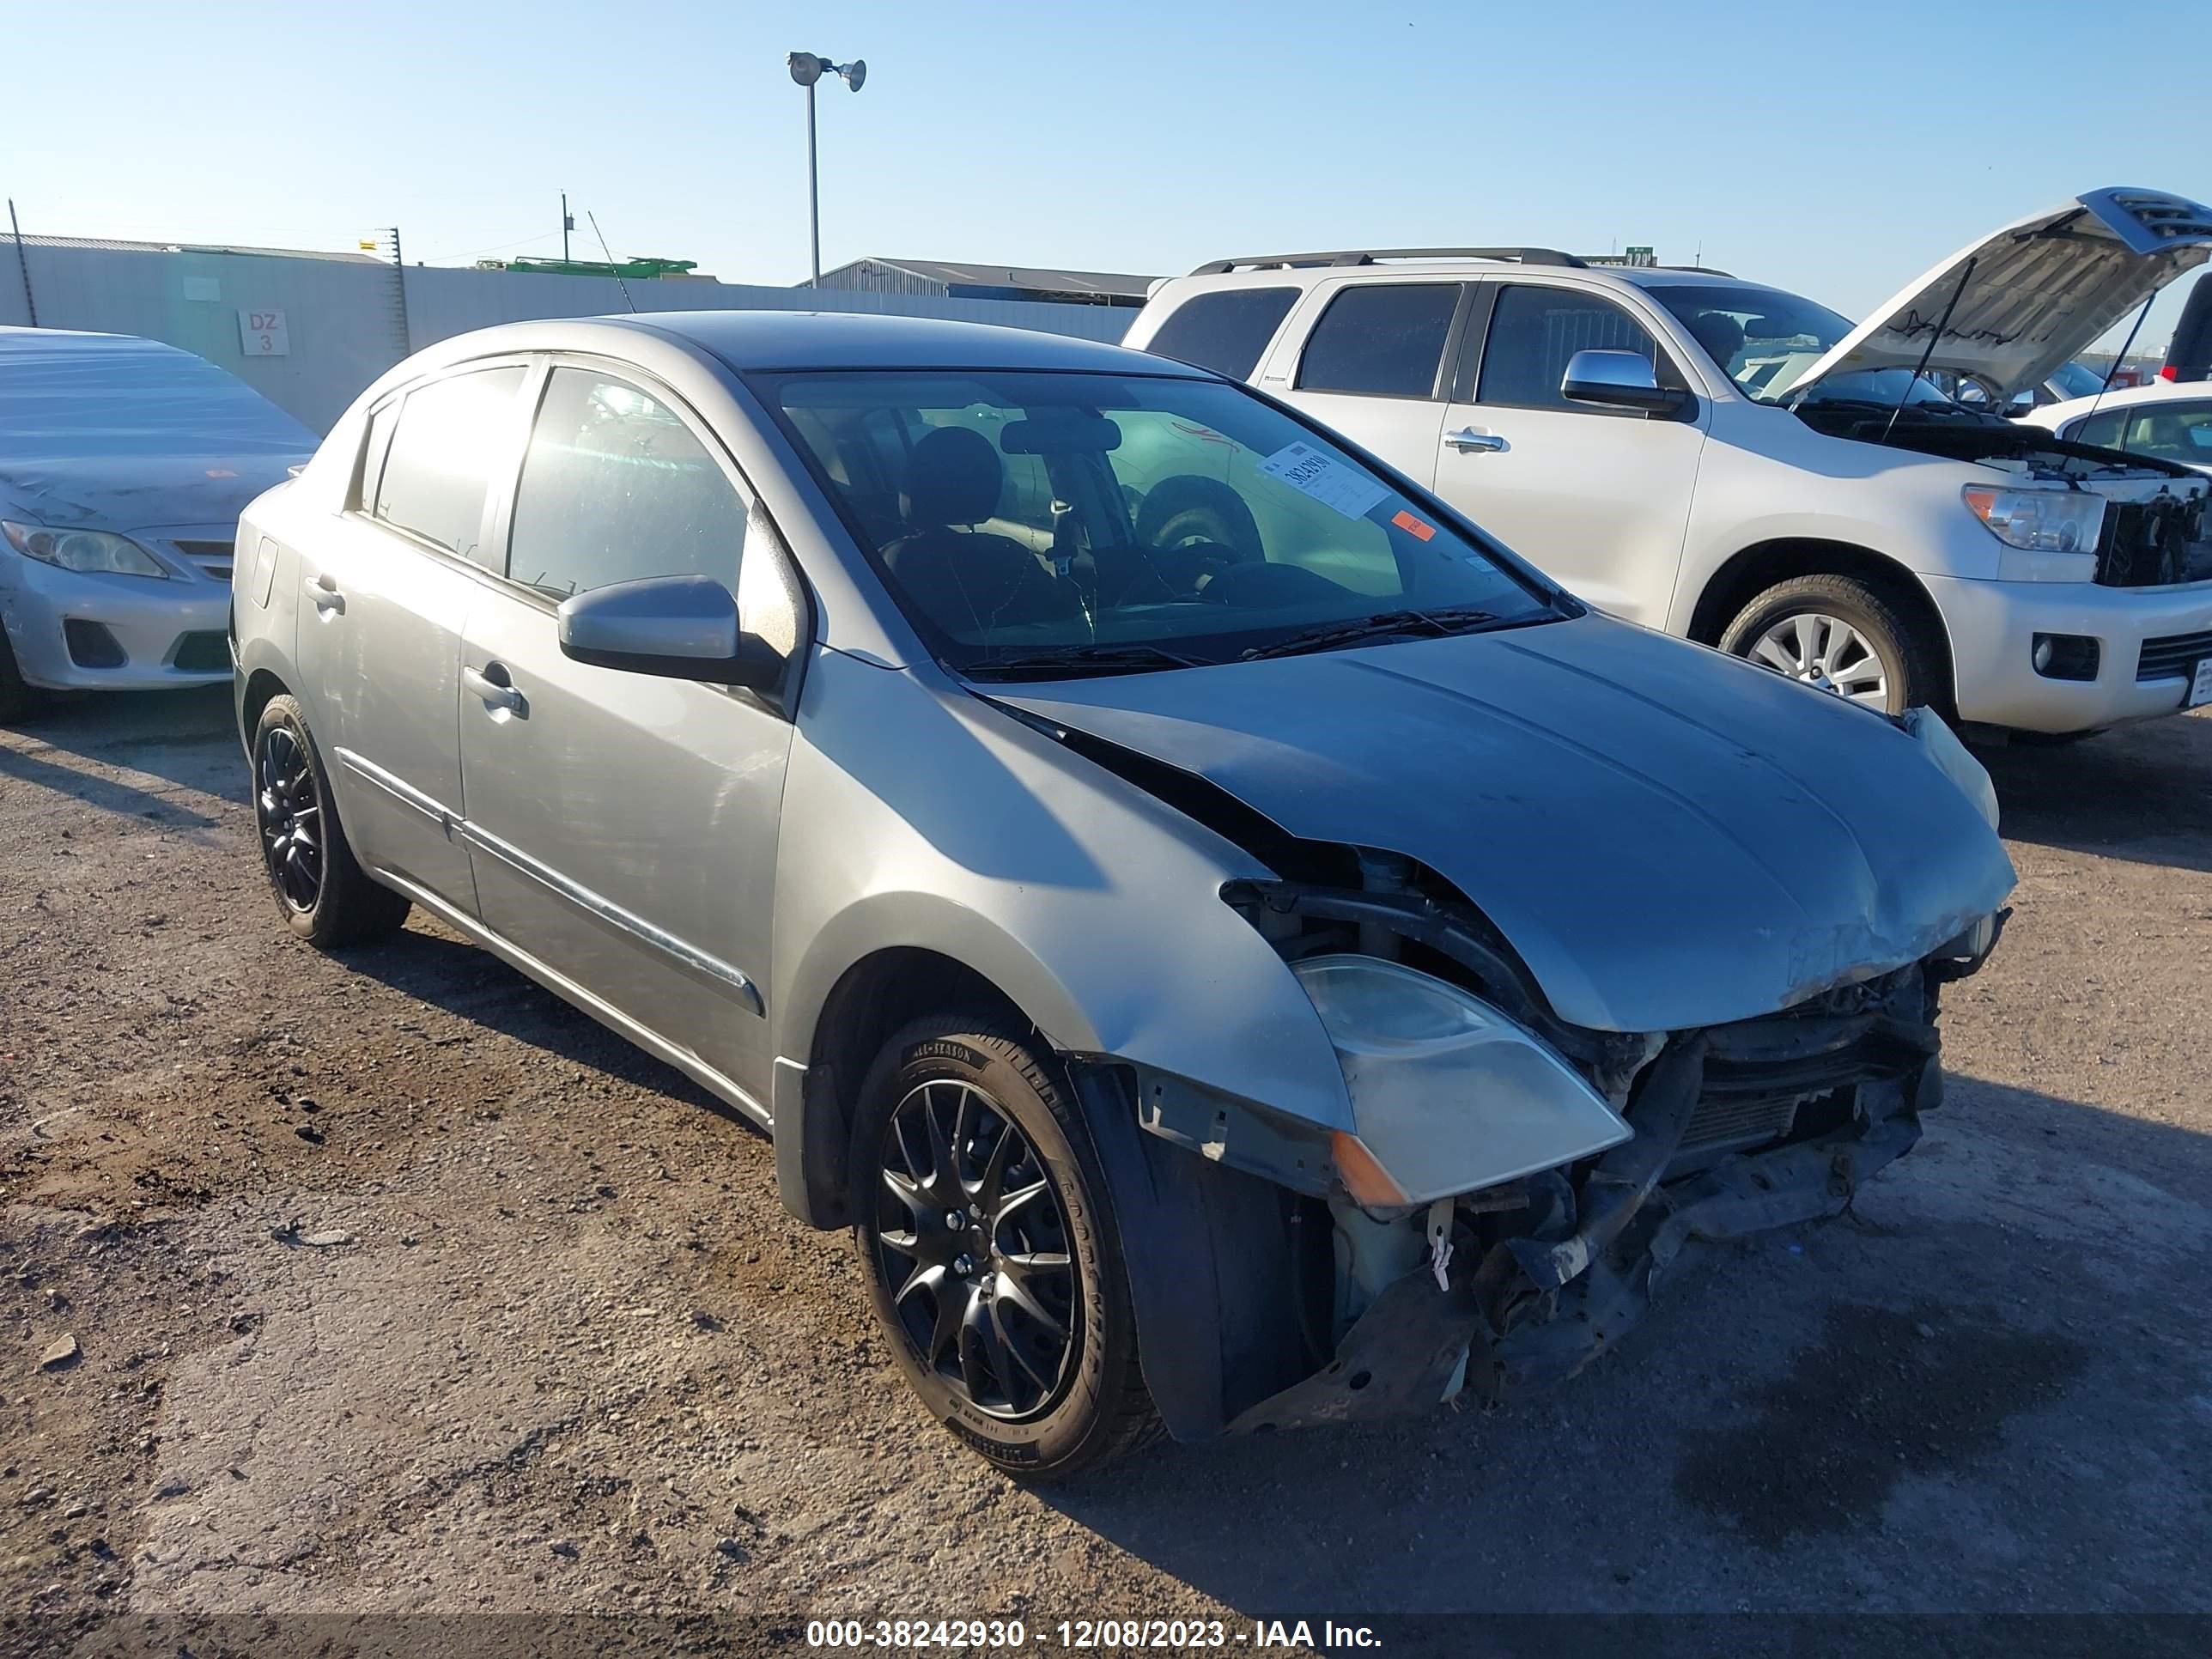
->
xmin=816 ymin=257 xmax=1158 ymax=301
xmin=7 ymin=233 xmax=383 ymax=264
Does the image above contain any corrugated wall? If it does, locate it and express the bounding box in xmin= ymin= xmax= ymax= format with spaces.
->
xmin=0 ymin=243 xmax=1133 ymax=433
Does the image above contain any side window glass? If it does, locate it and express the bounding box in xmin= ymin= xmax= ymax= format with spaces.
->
xmin=1477 ymin=286 xmax=1672 ymax=410
xmin=371 ymin=366 xmax=528 ymax=557
xmin=1146 ymin=288 xmax=1300 ymax=379
xmin=507 ymin=368 xmax=748 ymax=598
xmin=2068 ymin=410 xmax=2124 ymax=449
xmin=356 ymin=399 xmax=398 ymax=510
xmin=1296 ymin=284 xmax=1461 ymax=398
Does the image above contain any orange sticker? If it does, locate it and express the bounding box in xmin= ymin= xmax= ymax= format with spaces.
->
xmin=1391 ymin=508 xmax=1435 ymax=541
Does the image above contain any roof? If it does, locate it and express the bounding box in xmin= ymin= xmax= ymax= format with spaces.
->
xmin=622 ymin=310 xmax=1206 ymax=375
xmin=815 ymin=258 xmax=1157 ymax=301
xmin=1160 ymin=258 xmax=1767 ymax=296
xmin=8 ymin=232 xmax=382 ymax=264
xmin=2029 ymin=374 xmax=2212 ymax=427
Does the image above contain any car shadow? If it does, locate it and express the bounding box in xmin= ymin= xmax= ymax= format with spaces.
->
xmin=1975 ymin=708 xmax=2212 ymax=875
xmin=0 ymin=684 xmax=243 ymax=820
xmin=1030 ymin=1074 xmax=2212 ymax=1629
xmin=331 ymin=923 xmax=754 ymax=1131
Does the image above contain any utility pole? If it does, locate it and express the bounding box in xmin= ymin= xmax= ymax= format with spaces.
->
xmin=7 ymin=199 xmax=34 ymax=327
xmin=562 ymin=191 xmax=572 ymax=264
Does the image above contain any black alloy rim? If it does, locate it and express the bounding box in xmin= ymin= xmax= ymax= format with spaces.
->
xmin=256 ymin=725 xmax=324 ymax=912
xmin=872 ymin=1079 xmax=1079 ymax=1420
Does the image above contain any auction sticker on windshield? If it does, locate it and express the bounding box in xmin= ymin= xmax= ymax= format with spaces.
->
xmin=2190 ymin=656 xmax=2212 ymax=708
xmin=1257 ymin=440 xmax=1390 ymax=520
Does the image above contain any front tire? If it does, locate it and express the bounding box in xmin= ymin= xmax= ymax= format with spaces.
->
xmin=252 ymin=694 xmax=410 ymax=947
xmin=851 ymin=1016 xmax=1159 ymax=1479
xmin=1719 ymin=573 xmax=1946 ymax=716
xmin=0 ymin=624 xmax=33 ymax=724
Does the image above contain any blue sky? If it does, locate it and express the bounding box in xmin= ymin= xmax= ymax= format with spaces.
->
xmin=9 ymin=0 xmax=2205 ymax=348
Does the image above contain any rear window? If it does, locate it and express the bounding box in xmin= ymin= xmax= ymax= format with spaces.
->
xmin=1144 ymin=288 xmax=1298 ymax=380
xmin=372 ymin=366 xmax=527 ymax=561
xmin=1296 ymin=283 xmax=1460 ymax=398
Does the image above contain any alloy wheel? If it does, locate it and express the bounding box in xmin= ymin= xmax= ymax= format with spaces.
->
xmin=1746 ymin=611 xmax=1892 ymax=708
xmin=255 ymin=726 xmax=324 ymax=912
xmin=872 ymin=1079 xmax=1079 ymax=1420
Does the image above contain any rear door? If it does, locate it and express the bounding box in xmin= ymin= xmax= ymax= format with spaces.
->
xmin=1269 ymin=281 xmax=1466 ymax=483
xmin=456 ymin=360 xmax=803 ymax=1105
xmin=292 ymin=361 xmax=531 ymax=910
xmin=1433 ymin=283 xmax=1707 ymax=623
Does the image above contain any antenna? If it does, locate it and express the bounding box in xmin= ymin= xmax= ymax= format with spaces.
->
xmin=2081 ymin=292 xmax=2157 ymax=459
xmin=1881 ymin=256 xmax=1976 ymax=446
xmin=586 ymin=210 xmax=636 ymax=313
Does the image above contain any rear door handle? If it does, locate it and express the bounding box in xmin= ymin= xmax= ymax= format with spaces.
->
xmin=1443 ymin=427 xmax=1508 ymax=453
xmin=462 ymin=662 xmax=525 ymax=714
xmin=305 ymin=573 xmax=345 ymax=612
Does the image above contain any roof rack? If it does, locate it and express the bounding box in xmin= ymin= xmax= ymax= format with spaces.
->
xmin=1189 ymin=246 xmax=1587 ymax=276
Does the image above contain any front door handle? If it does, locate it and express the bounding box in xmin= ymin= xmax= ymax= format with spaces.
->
xmin=1443 ymin=427 xmax=1508 ymax=453
xmin=462 ymin=663 xmax=525 ymax=714
xmin=305 ymin=573 xmax=345 ymax=612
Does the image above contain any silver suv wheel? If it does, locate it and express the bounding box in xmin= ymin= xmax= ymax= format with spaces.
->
xmin=1746 ymin=612 xmax=1893 ymax=707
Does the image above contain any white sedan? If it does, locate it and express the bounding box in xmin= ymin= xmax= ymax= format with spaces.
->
xmin=2025 ymin=375 xmax=2212 ymax=475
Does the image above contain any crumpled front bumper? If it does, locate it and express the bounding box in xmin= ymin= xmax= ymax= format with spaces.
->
xmin=0 ymin=555 xmax=231 ymax=691
xmin=1225 ymin=1052 xmax=1929 ymax=1435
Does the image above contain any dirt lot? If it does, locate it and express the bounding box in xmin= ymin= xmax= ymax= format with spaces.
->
xmin=3 ymin=686 xmax=2209 ymax=1656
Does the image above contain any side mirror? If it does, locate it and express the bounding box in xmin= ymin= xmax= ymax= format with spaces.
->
xmin=1560 ymin=349 xmax=1689 ymax=415
xmin=556 ymin=574 xmax=779 ymax=689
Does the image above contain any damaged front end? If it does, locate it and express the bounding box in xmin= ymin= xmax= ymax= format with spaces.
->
xmin=1168 ymin=866 xmax=1999 ymax=1437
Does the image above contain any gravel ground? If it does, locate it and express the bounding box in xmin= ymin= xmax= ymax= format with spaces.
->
xmin=3 ymin=686 xmax=2209 ymax=1656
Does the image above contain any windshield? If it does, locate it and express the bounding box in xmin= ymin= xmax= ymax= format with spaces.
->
xmin=765 ymin=370 xmax=1560 ymax=674
xmin=1646 ymin=283 xmax=1859 ymax=403
xmin=2047 ymin=360 xmax=2107 ymax=401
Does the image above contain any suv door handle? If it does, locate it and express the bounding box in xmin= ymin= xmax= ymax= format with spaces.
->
xmin=462 ymin=663 xmax=525 ymax=714
xmin=1443 ymin=427 xmax=1508 ymax=453
xmin=305 ymin=573 xmax=345 ymax=612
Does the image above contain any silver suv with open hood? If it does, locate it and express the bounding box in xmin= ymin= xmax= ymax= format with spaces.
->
xmin=1130 ymin=187 xmax=2212 ymax=735
xmin=233 ymin=312 xmax=2013 ymax=1475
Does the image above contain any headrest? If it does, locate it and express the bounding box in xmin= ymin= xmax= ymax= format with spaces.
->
xmin=906 ymin=425 xmax=1004 ymax=527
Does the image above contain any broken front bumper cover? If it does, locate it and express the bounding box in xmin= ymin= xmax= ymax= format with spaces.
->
xmin=1225 ymin=1056 xmax=1927 ymax=1435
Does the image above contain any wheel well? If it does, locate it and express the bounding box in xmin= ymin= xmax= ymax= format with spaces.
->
xmin=1686 ymin=538 xmax=1955 ymax=699
xmin=240 ymin=668 xmax=289 ymax=739
xmin=795 ymin=948 xmax=1041 ymax=1227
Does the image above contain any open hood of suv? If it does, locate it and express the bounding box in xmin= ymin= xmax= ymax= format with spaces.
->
xmin=1788 ymin=188 xmax=2212 ymax=402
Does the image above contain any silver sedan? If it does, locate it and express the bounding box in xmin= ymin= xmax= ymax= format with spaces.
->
xmin=232 ymin=313 xmax=2014 ymax=1476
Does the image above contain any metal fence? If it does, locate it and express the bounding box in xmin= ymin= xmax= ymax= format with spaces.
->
xmin=1 ymin=242 xmax=1133 ymax=433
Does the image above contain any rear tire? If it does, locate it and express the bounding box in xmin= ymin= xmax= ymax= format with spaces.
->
xmin=850 ymin=1015 xmax=1161 ymax=1479
xmin=252 ymin=695 xmax=411 ymax=947
xmin=1719 ymin=573 xmax=1947 ymax=716
xmin=1135 ymin=476 xmax=1262 ymax=562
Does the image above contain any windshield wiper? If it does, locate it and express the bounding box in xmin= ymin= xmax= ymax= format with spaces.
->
xmin=963 ymin=641 xmax=1215 ymax=680
xmin=1239 ymin=606 xmax=1502 ymax=661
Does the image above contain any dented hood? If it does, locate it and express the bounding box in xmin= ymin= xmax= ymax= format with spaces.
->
xmin=0 ymin=326 xmax=313 ymax=531
xmin=994 ymin=617 xmax=2016 ymax=1035
xmin=1789 ymin=188 xmax=2212 ymax=402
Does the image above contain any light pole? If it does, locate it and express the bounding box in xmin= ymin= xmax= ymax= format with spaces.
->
xmin=787 ymin=51 xmax=866 ymax=286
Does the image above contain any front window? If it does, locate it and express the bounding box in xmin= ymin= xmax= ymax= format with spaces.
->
xmin=765 ymin=370 xmax=1560 ymax=675
xmin=1646 ymin=283 xmax=1860 ymax=403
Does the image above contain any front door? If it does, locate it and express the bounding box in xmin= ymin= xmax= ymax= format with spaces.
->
xmin=1434 ymin=283 xmax=1707 ymax=623
xmin=293 ymin=362 xmax=531 ymax=910
xmin=456 ymin=362 xmax=797 ymax=1104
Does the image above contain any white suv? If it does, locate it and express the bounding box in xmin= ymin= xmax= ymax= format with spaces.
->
xmin=1126 ymin=190 xmax=2212 ymax=734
